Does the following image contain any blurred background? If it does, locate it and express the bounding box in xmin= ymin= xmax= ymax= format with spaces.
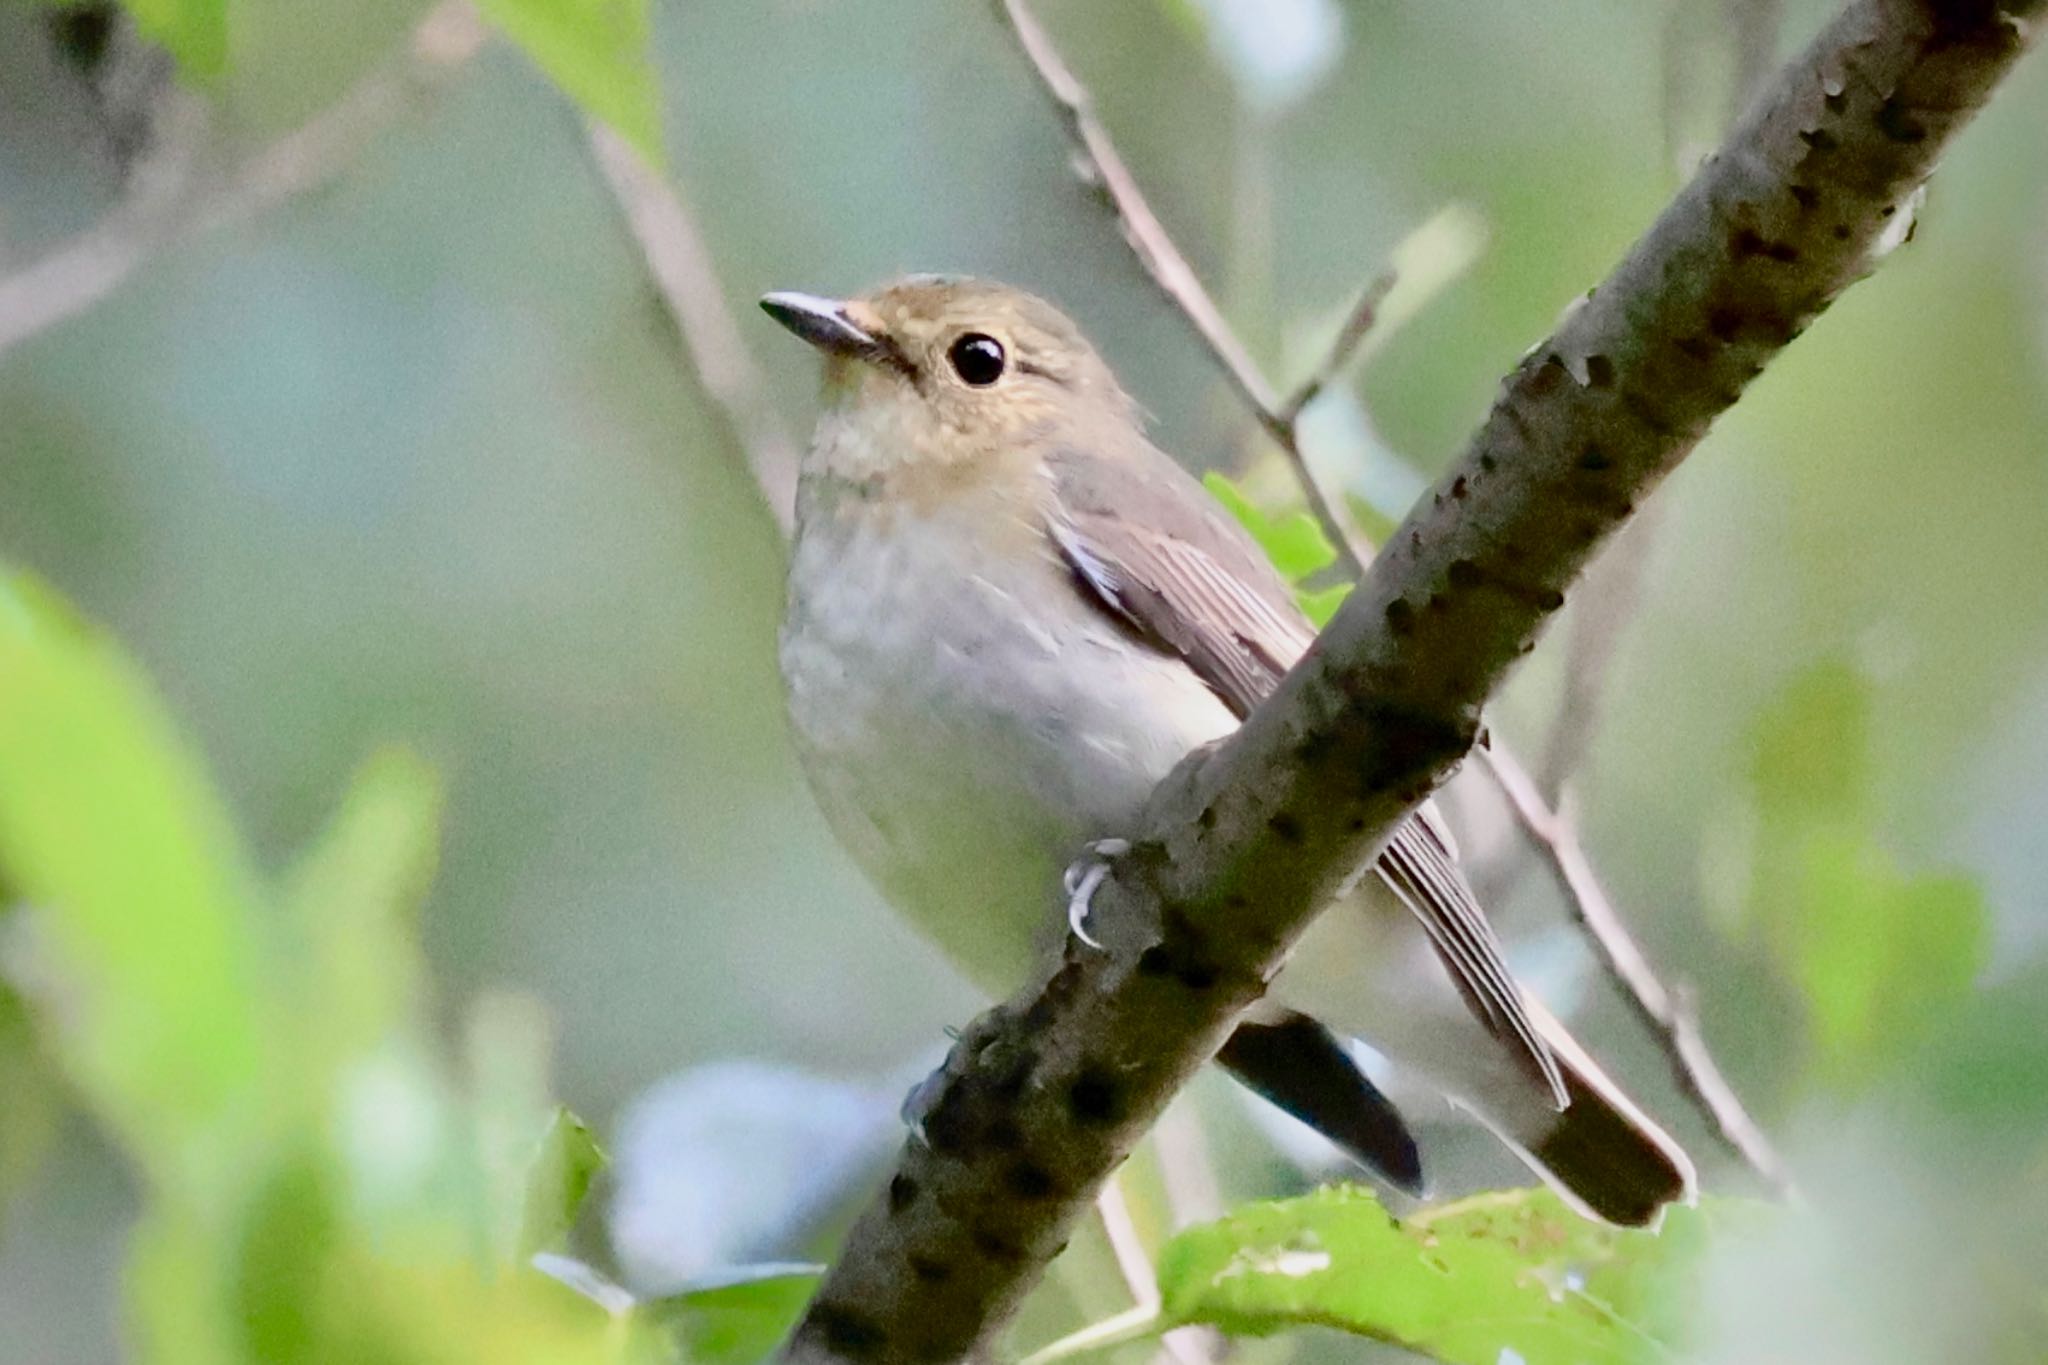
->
xmin=3 ymin=0 xmax=2046 ymax=1361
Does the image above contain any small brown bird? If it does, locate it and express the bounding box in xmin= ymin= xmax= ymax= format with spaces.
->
xmin=764 ymin=275 xmax=1695 ymax=1225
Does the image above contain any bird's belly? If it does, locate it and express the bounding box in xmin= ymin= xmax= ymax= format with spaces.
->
xmin=781 ymin=520 xmax=1236 ymax=997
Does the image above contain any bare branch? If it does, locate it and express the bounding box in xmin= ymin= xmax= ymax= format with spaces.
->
xmin=776 ymin=3 xmax=2034 ymax=1358
xmin=992 ymin=0 xmax=1366 ymax=580
xmin=0 ymin=1 xmax=483 ymax=358
xmin=586 ymin=125 xmax=801 ymax=535
xmin=1479 ymin=746 xmax=1792 ymax=1194
xmin=1277 ymin=268 xmax=1399 ymax=426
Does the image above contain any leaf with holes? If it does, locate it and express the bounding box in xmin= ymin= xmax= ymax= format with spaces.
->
xmin=1155 ymin=1186 xmax=1749 ymax=1364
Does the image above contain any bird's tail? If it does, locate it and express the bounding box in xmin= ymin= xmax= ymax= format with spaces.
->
xmin=1479 ymin=1008 xmax=1696 ymax=1228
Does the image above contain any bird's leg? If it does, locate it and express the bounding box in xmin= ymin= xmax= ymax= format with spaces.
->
xmin=1063 ymin=837 xmax=1131 ymax=950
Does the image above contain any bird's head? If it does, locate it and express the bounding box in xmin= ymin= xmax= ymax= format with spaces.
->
xmin=761 ymin=275 xmax=1138 ymax=481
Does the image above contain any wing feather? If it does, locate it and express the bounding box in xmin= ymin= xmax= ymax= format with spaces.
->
xmin=1048 ymin=446 xmax=1562 ymax=1107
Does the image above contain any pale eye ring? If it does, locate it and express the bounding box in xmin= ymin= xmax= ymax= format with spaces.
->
xmin=947 ymin=333 xmax=1006 ymax=386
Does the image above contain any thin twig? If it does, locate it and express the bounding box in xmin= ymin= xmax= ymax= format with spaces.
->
xmin=994 ymin=0 xmax=1366 ymax=580
xmin=997 ymin=0 xmax=1789 ymax=1192
xmin=1278 ymin=269 xmax=1398 ymax=426
xmin=586 ymin=125 xmax=801 ymax=535
xmin=0 ymin=1 xmax=484 ymax=358
xmin=1092 ymin=1179 xmax=1216 ymax=1365
xmin=1479 ymin=746 xmax=1792 ymax=1194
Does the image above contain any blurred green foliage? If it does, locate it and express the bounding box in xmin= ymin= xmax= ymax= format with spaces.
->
xmin=1740 ymin=660 xmax=1990 ymax=1092
xmin=0 ymin=570 xmax=666 ymax=1363
xmin=473 ymin=0 xmax=661 ymax=163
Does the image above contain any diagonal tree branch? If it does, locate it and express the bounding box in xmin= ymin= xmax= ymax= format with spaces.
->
xmin=998 ymin=0 xmax=1791 ymax=1190
xmin=765 ymin=3 xmax=2035 ymax=1359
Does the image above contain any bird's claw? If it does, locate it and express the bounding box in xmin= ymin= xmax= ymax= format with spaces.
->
xmin=1063 ymin=838 xmax=1130 ymax=950
xmin=900 ymin=1068 xmax=945 ymax=1146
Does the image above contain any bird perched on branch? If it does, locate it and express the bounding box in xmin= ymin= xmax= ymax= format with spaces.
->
xmin=763 ymin=274 xmax=1694 ymax=1226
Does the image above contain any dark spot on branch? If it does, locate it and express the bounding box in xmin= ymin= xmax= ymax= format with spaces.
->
xmin=1068 ymin=1068 xmax=1124 ymax=1125
xmin=1880 ymin=203 xmax=1897 ymax=217
xmin=1177 ymin=959 xmax=1218 ymax=990
xmin=1006 ymin=1161 xmax=1057 ymax=1198
xmin=990 ymin=1054 xmax=1032 ymax=1100
xmin=1447 ymin=558 xmax=1485 ymax=591
xmin=1537 ymin=587 xmax=1565 ymax=612
xmin=1579 ymin=445 xmax=1613 ymax=472
xmin=1799 ymin=126 xmax=1839 ymax=152
xmin=1583 ymin=354 xmax=1615 ymax=388
xmin=909 ymin=1255 xmax=952 ymax=1283
xmin=1675 ymin=333 xmax=1713 ymax=361
xmin=1385 ymin=597 xmax=1415 ymax=636
xmin=1620 ymin=387 xmax=1676 ymax=436
xmin=1197 ymin=804 xmax=1216 ymax=829
xmin=1479 ymin=452 xmax=1498 ymax=473
xmin=1138 ymin=945 xmax=1173 ymax=976
xmin=1732 ymin=228 xmax=1800 ymax=263
xmin=1824 ymin=90 xmax=1848 ymax=114
xmin=1451 ymin=475 xmax=1469 ymax=499
xmin=1789 ymin=183 xmax=1819 ymax=210
xmin=1348 ymin=698 xmax=1475 ymax=794
xmin=921 ymin=1093 xmax=971 ymax=1154
xmin=889 ymin=1174 xmax=919 ymax=1213
xmin=1268 ymin=811 xmax=1304 ymax=843
xmin=1832 ymin=223 xmax=1852 ymax=240
xmin=972 ymin=1227 xmax=1024 ymax=1262
xmin=1295 ymin=729 xmax=1334 ymax=766
xmin=809 ymin=1304 xmax=887 ymax=1356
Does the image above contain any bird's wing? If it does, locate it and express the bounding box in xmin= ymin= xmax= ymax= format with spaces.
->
xmin=1047 ymin=445 xmax=1566 ymax=1108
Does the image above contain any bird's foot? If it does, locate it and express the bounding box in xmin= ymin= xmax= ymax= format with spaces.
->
xmin=1062 ymin=837 xmax=1131 ymax=950
xmin=900 ymin=1000 xmax=1017 ymax=1144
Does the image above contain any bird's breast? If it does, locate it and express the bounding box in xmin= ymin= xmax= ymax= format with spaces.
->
xmin=779 ymin=491 xmax=1236 ymax=994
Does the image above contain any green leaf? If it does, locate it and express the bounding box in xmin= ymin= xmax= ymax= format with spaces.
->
xmin=118 ymin=0 xmax=230 ymax=78
xmin=1784 ymin=835 xmax=1988 ymax=1092
xmin=1742 ymin=661 xmax=1990 ymax=1091
xmin=476 ymin=0 xmax=664 ymax=165
xmin=0 ymin=570 xmax=269 ymax=1186
xmin=1203 ymin=472 xmax=1339 ymax=584
xmin=1296 ymin=583 xmax=1352 ymax=629
xmin=1155 ymin=1186 xmax=1742 ymax=1364
xmin=648 ymin=1264 xmax=824 ymax=1365
xmin=1748 ymin=658 xmax=1869 ymax=826
xmin=0 ymin=986 xmax=59 ymax=1228
xmin=520 ymin=1108 xmax=608 ymax=1259
xmin=285 ymin=746 xmax=442 ymax=1075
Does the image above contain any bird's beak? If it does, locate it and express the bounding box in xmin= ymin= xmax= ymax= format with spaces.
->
xmin=760 ymin=291 xmax=886 ymax=362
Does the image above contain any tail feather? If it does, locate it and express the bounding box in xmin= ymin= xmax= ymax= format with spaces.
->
xmin=1528 ymin=1057 xmax=1695 ymax=1227
xmin=1488 ymin=1012 xmax=1696 ymax=1228
xmin=1219 ymin=1012 xmax=1426 ymax=1198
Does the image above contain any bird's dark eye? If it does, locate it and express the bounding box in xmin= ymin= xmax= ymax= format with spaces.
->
xmin=947 ymin=333 xmax=1006 ymax=386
